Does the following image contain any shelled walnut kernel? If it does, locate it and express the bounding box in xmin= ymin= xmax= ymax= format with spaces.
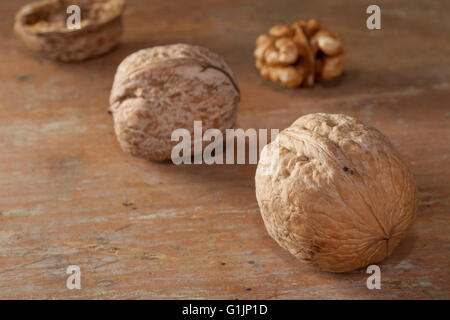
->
xmin=254 ymin=19 xmax=346 ymax=88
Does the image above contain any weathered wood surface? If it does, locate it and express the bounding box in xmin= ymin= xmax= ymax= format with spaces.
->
xmin=0 ymin=0 xmax=449 ymax=299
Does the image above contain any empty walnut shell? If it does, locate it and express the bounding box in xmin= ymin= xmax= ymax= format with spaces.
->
xmin=255 ymin=113 xmax=417 ymax=272
xmin=14 ymin=0 xmax=125 ymax=62
xmin=109 ymin=44 xmax=240 ymax=161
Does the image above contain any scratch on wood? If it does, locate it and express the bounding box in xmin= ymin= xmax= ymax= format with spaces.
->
xmin=64 ymin=241 xmax=168 ymax=261
xmin=2 ymin=206 xmax=43 ymax=217
xmin=130 ymin=210 xmax=186 ymax=220
xmin=115 ymin=224 xmax=132 ymax=232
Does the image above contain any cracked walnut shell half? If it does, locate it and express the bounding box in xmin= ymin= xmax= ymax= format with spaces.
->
xmin=254 ymin=19 xmax=346 ymax=88
xmin=14 ymin=0 xmax=125 ymax=62
xmin=109 ymin=44 xmax=240 ymax=161
xmin=255 ymin=113 xmax=417 ymax=272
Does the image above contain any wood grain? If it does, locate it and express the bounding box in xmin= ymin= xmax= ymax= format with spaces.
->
xmin=0 ymin=0 xmax=448 ymax=299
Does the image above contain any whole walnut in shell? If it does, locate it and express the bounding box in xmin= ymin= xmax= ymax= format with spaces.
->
xmin=254 ymin=19 xmax=346 ymax=88
xmin=14 ymin=0 xmax=125 ymax=62
xmin=255 ymin=113 xmax=417 ymax=272
xmin=109 ymin=44 xmax=240 ymax=161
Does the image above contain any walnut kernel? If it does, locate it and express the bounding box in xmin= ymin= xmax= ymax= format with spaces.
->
xmin=254 ymin=19 xmax=346 ymax=88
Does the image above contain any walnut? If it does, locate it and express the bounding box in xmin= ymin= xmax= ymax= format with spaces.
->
xmin=254 ymin=19 xmax=346 ymax=88
xmin=109 ymin=44 xmax=240 ymax=161
xmin=255 ymin=113 xmax=417 ymax=272
xmin=14 ymin=0 xmax=125 ymax=62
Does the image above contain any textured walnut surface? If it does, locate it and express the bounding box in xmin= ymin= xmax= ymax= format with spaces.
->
xmin=254 ymin=19 xmax=346 ymax=88
xmin=14 ymin=0 xmax=124 ymax=61
xmin=110 ymin=44 xmax=240 ymax=161
xmin=255 ymin=113 xmax=417 ymax=272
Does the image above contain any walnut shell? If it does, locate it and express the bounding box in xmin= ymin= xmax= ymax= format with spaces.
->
xmin=255 ymin=113 xmax=417 ymax=272
xmin=109 ymin=44 xmax=240 ymax=161
xmin=14 ymin=0 xmax=125 ymax=62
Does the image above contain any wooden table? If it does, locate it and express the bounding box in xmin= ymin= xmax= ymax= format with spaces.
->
xmin=0 ymin=0 xmax=448 ymax=299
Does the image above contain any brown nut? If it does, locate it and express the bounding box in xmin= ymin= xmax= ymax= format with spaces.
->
xmin=292 ymin=23 xmax=316 ymax=87
xmin=320 ymin=53 xmax=347 ymax=81
xmin=255 ymin=113 xmax=417 ymax=272
xmin=254 ymin=19 xmax=346 ymax=88
xmin=304 ymin=19 xmax=321 ymax=37
xmin=269 ymin=24 xmax=293 ymax=38
xmin=311 ymin=30 xmax=343 ymax=56
xmin=14 ymin=0 xmax=125 ymax=62
xmin=266 ymin=65 xmax=304 ymax=88
xmin=264 ymin=37 xmax=299 ymax=65
xmin=109 ymin=44 xmax=240 ymax=161
xmin=254 ymin=34 xmax=273 ymax=61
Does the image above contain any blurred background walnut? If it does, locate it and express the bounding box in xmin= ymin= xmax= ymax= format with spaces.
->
xmin=109 ymin=44 xmax=240 ymax=161
xmin=254 ymin=19 xmax=346 ymax=88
